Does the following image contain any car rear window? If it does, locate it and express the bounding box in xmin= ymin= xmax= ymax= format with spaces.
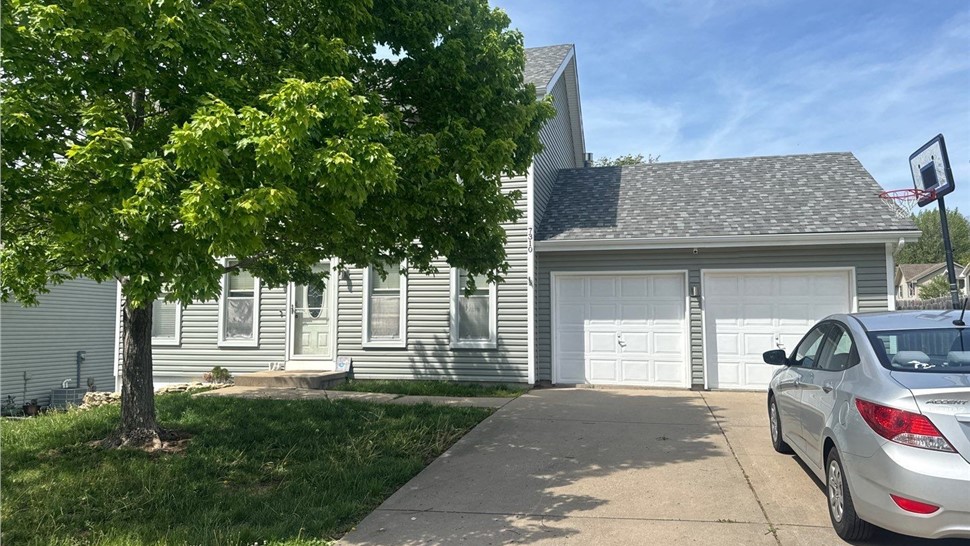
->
xmin=868 ymin=328 xmax=970 ymax=373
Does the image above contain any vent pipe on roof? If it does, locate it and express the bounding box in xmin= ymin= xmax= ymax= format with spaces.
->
xmin=584 ymin=153 xmax=593 ymax=168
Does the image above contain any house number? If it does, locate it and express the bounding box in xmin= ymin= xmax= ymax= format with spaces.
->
xmin=527 ymin=227 xmax=534 ymax=253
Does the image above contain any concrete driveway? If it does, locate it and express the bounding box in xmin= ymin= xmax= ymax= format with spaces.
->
xmin=340 ymin=388 xmax=965 ymax=545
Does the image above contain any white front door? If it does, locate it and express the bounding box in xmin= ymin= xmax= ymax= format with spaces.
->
xmin=703 ymin=270 xmax=853 ymax=390
xmin=287 ymin=263 xmax=334 ymax=370
xmin=553 ymin=273 xmax=688 ymax=387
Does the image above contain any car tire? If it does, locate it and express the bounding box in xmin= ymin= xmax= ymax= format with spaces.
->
xmin=768 ymin=395 xmax=793 ymax=454
xmin=826 ymin=448 xmax=874 ymax=541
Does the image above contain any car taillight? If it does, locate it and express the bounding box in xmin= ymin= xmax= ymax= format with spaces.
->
xmin=890 ymin=494 xmax=940 ymax=514
xmin=854 ymin=398 xmax=955 ymax=452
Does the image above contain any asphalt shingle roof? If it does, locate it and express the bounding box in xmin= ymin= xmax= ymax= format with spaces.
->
xmin=537 ymin=152 xmax=918 ymax=242
xmin=898 ymin=263 xmax=944 ymax=281
xmin=524 ymin=44 xmax=573 ymax=93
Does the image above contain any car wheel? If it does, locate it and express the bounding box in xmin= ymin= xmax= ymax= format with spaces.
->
xmin=826 ymin=448 xmax=874 ymax=541
xmin=768 ymin=395 xmax=793 ymax=454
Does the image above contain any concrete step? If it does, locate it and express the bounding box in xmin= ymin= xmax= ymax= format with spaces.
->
xmin=234 ymin=371 xmax=347 ymax=390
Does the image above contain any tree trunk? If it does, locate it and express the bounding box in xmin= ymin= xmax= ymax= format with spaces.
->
xmin=114 ymin=295 xmax=163 ymax=448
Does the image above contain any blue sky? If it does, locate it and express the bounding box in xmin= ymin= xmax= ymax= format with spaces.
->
xmin=493 ymin=0 xmax=970 ymax=212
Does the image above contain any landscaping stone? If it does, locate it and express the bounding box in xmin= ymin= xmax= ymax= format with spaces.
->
xmin=79 ymin=382 xmax=233 ymax=409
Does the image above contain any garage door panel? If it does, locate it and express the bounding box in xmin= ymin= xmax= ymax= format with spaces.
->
xmin=716 ymin=333 xmax=739 ymax=355
xmin=778 ymin=276 xmax=810 ymax=294
xmin=745 ymin=363 xmax=777 ymax=387
xmin=558 ymin=304 xmax=586 ymax=325
xmin=557 ymin=355 xmax=586 ymax=383
xmin=621 ymin=360 xmax=649 ymax=381
xmin=741 ymin=304 xmax=773 ymax=325
xmin=589 ymin=331 xmax=617 ymax=353
xmin=652 ymin=275 xmax=684 ymax=295
xmin=624 ymin=332 xmax=649 ymax=352
xmin=777 ymin=303 xmax=811 ymax=324
xmin=554 ymin=273 xmax=687 ymax=387
xmin=589 ymin=304 xmax=617 ymax=323
xmin=743 ymin=333 xmax=775 ymax=355
xmin=706 ymin=275 xmax=739 ymax=296
xmin=620 ymin=304 xmax=648 ymax=323
xmin=558 ymin=278 xmax=586 ymax=299
xmin=654 ymin=332 xmax=683 ymax=354
xmin=652 ymin=303 xmax=685 ymax=322
xmin=655 ymin=361 xmax=686 ymax=384
xmin=705 ymin=270 xmax=851 ymax=390
xmin=589 ymin=359 xmax=617 ymax=381
xmin=815 ymin=275 xmax=849 ymax=295
xmin=589 ymin=278 xmax=616 ymax=297
xmin=621 ymin=277 xmax=649 ymax=297
xmin=742 ymin=275 xmax=774 ymax=296
xmin=557 ymin=331 xmax=586 ymax=353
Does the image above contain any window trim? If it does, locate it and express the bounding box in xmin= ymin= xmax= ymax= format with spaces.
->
xmin=362 ymin=262 xmax=408 ymax=349
xmin=151 ymin=293 xmax=182 ymax=347
xmin=450 ymin=268 xmax=498 ymax=350
xmin=217 ymin=258 xmax=261 ymax=348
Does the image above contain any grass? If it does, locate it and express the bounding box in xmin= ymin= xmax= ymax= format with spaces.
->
xmin=0 ymin=393 xmax=491 ymax=545
xmin=329 ymin=379 xmax=529 ymax=398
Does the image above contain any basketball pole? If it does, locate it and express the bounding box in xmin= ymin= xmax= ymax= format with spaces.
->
xmin=937 ymin=195 xmax=961 ymax=310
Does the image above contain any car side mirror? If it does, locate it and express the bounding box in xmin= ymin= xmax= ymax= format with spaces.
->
xmin=763 ymin=349 xmax=789 ymax=366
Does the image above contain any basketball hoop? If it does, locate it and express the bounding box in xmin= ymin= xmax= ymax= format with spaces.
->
xmin=879 ymin=188 xmax=934 ymax=219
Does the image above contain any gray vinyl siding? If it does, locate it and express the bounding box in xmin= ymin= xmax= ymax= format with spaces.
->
xmin=536 ymin=244 xmax=890 ymax=388
xmin=533 ymin=70 xmax=579 ymax=226
xmin=135 ymin=284 xmax=287 ymax=384
xmin=336 ymin=174 xmax=530 ymax=383
xmin=1 ymin=278 xmax=117 ymax=406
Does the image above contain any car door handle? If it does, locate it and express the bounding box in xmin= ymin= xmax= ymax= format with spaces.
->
xmin=822 ymin=382 xmax=834 ymax=394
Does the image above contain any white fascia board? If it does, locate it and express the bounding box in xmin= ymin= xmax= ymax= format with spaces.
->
xmin=541 ymin=46 xmax=575 ymax=98
xmin=535 ymin=230 xmax=923 ymax=252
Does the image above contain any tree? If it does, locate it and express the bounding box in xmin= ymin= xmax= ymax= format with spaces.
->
xmin=895 ymin=208 xmax=970 ymax=265
xmin=593 ymin=153 xmax=660 ymax=167
xmin=918 ymin=275 xmax=951 ymax=300
xmin=1 ymin=0 xmax=553 ymax=448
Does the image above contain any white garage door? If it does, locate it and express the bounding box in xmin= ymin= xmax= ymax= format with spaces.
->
xmin=554 ymin=273 xmax=688 ymax=387
xmin=704 ymin=270 xmax=853 ymax=390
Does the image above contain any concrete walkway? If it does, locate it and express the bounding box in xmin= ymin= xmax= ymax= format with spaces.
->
xmin=194 ymin=385 xmax=513 ymax=409
xmin=339 ymin=388 xmax=965 ymax=546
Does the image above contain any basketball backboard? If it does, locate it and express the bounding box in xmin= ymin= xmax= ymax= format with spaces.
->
xmin=909 ymin=134 xmax=954 ymax=206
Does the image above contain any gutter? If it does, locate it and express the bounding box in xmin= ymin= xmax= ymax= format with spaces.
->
xmin=535 ymin=230 xmax=922 ymax=252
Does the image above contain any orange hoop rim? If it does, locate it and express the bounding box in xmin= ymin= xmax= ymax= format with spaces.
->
xmin=878 ymin=188 xmax=935 ymax=201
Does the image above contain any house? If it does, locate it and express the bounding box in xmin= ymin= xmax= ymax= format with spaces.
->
xmin=116 ymin=44 xmax=919 ymax=392
xmin=2 ymin=278 xmax=118 ymax=409
xmin=895 ymin=263 xmax=968 ymax=299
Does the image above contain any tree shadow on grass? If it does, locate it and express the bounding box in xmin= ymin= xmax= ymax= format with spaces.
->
xmin=0 ymin=393 xmax=492 ymax=545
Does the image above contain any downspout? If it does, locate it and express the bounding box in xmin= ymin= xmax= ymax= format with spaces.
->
xmin=526 ymin=164 xmax=536 ymax=386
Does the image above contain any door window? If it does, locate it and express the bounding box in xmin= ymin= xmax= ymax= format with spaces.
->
xmin=792 ymin=325 xmax=830 ymax=368
xmin=818 ymin=324 xmax=859 ymax=371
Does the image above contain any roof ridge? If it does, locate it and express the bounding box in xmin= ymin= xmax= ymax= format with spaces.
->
xmin=559 ymin=152 xmax=855 ymax=173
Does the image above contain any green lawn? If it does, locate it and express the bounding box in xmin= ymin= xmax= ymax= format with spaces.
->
xmin=330 ymin=379 xmax=528 ymax=398
xmin=0 ymin=393 xmax=491 ymax=545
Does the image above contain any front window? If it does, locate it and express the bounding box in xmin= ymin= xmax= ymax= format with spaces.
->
xmin=451 ymin=269 xmax=497 ymax=349
xmin=869 ymin=328 xmax=970 ymax=373
xmin=219 ymin=259 xmax=260 ymax=346
xmin=152 ymin=290 xmax=180 ymax=346
xmin=363 ymin=263 xmax=407 ymax=347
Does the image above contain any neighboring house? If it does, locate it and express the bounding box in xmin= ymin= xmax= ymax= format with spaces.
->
xmin=113 ymin=44 xmax=919 ymax=392
xmin=2 ymin=278 xmax=118 ymax=408
xmin=895 ymin=263 xmax=968 ymax=299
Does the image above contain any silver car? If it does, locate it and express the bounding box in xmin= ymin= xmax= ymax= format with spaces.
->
xmin=762 ymin=310 xmax=970 ymax=541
